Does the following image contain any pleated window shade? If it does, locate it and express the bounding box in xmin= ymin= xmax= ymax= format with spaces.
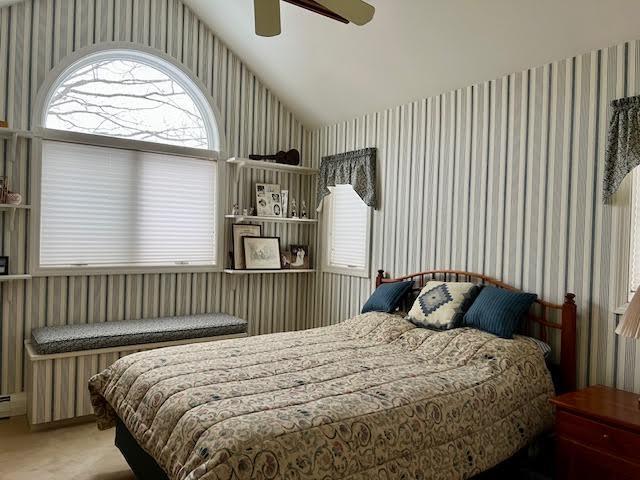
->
xmin=631 ymin=168 xmax=640 ymax=298
xmin=327 ymin=184 xmax=368 ymax=269
xmin=40 ymin=141 xmax=217 ymax=268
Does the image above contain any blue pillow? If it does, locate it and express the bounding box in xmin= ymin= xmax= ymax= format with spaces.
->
xmin=361 ymin=281 xmax=414 ymax=314
xmin=463 ymin=286 xmax=537 ymax=338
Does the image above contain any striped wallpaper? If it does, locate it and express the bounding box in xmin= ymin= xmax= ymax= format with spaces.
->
xmin=311 ymin=40 xmax=640 ymax=392
xmin=0 ymin=0 xmax=314 ymax=397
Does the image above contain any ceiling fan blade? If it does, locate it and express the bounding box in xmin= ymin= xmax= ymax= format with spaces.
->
xmin=254 ymin=0 xmax=281 ymax=37
xmin=313 ymin=0 xmax=374 ymax=26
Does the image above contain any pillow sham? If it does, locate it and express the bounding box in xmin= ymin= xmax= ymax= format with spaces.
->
xmin=406 ymin=281 xmax=480 ymax=330
xmin=463 ymin=286 xmax=537 ymax=338
xmin=361 ymin=281 xmax=414 ymax=314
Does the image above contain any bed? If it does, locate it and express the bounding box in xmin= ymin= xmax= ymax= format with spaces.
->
xmin=89 ymin=269 xmax=577 ymax=480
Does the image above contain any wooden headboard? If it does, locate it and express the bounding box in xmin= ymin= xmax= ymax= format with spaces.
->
xmin=376 ymin=269 xmax=578 ymax=393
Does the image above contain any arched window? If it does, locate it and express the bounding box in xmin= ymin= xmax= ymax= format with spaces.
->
xmin=44 ymin=50 xmax=218 ymax=149
xmin=36 ymin=49 xmax=222 ymax=273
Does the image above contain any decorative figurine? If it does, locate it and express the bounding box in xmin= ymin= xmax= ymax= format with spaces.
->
xmin=248 ymin=206 xmax=255 ymax=216
xmin=301 ymin=200 xmax=307 ymax=219
xmin=232 ymin=203 xmax=239 ymax=216
xmin=290 ymin=198 xmax=298 ymax=218
xmin=242 ymin=208 xmax=248 ymax=216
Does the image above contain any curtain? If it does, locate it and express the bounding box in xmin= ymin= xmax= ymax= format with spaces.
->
xmin=604 ymin=95 xmax=640 ymax=202
xmin=317 ymin=147 xmax=376 ymax=209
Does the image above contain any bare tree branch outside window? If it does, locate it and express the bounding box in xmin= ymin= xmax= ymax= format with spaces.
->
xmin=46 ymin=60 xmax=209 ymax=148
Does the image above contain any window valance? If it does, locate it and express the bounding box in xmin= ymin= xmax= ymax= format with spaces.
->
xmin=317 ymin=147 xmax=377 ymax=209
xmin=604 ymin=95 xmax=640 ymax=202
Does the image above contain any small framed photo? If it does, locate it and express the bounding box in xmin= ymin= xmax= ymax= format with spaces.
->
xmin=232 ymin=224 xmax=261 ymax=269
xmin=0 ymin=256 xmax=8 ymax=275
xmin=255 ymin=183 xmax=282 ymax=217
xmin=280 ymin=250 xmax=292 ymax=269
xmin=243 ymin=236 xmax=282 ymax=270
xmin=289 ymin=245 xmax=310 ymax=269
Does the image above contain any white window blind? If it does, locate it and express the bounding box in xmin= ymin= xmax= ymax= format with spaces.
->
xmin=328 ymin=184 xmax=368 ymax=269
xmin=630 ymin=169 xmax=640 ymax=296
xmin=40 ymin=141 xmax=217 ymax=268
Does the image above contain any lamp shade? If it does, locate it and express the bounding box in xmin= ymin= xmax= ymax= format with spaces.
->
xmin=616 ymin=288 xmax=640 ymax=338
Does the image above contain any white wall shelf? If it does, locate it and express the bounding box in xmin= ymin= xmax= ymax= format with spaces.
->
xmin=0 ymin=204 xmax=31 ymax=231
xmin=0 ymin=274 xmax=32 ymax=282
xmin=225 ymin=214 xmax=317 ymax=224
xmin=224 ymin=269 xmax=316 ymax=275
xmin=227 ymin=157 xmax=319 ymax=182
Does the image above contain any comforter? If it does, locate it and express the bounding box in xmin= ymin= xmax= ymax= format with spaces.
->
xmin=89 ymin=312 xmax=554 ymax=480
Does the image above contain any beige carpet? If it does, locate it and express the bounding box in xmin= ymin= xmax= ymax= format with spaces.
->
xmin=0 ymin=416 xmax=135 ymax=480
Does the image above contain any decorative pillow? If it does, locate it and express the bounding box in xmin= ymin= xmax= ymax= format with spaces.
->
xmin=361 ymin=281 xmax=414 ymax=314
xmin=463 ymin=286 xmax=537 ymax=339
xmin=406 ymin=281 xmax=481 ymax=330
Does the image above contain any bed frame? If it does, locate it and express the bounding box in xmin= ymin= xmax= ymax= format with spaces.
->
xmin=376 ymin=269 xmax=578 ymax=393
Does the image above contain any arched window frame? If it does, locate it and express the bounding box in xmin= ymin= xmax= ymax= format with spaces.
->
xmin=31 ymin=44 xmax=227 ymax=276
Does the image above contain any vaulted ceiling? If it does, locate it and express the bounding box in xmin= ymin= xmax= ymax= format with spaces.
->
xmin=185 ymin=0 xmax=640 ymax=128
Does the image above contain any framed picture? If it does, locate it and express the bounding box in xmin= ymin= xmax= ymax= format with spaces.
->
xmin=232 ymin=224 xmax=261 ymax=269
xmin=243 ymin=236 xmax=281 ymax=270
xmin=0 ymin=256 xmax=8 ymax=275
xmin=256 ymin=183 xmax=282 ymax=217
xmin=289 ymin=245 xmax=310 ymax=269
xmin=280 ymin=250 xmax=292 ymax=269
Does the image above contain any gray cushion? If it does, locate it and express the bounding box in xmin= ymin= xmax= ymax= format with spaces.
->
xmin=31 ymin=313 xmax=247 ymax=355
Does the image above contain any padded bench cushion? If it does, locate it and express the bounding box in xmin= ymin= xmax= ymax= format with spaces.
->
xmin=30 ymin=313 xmax=247 ymax=355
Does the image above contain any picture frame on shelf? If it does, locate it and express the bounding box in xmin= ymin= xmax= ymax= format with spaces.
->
xmin=280 ymin=251 xmax=292 ymax=269
xmin=255 ymin=183 xmax=282 ymax=217
xmin=289 ymin=245 xmax=310 ymax=269
xmin=243 ymin=236 xmax=281 ymax=270
xmin=232 ymin=224 xmax=262 ymax=269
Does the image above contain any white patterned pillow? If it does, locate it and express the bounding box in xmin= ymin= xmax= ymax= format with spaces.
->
xmin=406 ymin=281 xmax=480 ymax=330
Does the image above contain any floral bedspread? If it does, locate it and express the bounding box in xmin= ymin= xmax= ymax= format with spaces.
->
xmin=89 ymin=312 xmax=554 ymax=480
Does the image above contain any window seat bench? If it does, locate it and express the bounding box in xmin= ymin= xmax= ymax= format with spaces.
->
xmin=25 ymin=313 xmax=248 ymax=427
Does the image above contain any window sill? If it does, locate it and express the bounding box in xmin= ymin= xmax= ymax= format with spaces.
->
xmin=31 ymin=264 xmax=222 ymax=277
xmin=321 ymin=265 xmax=370 ymax=279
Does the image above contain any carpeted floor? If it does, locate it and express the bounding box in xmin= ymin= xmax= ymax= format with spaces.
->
xmin=0 ymin=416 xmax=134 ymax=480
xmin=0 ymin=414 xmax=553 ymax=480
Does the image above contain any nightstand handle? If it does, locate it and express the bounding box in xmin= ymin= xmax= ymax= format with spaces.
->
xmin=602 ymin=433 xmax=609 ymax=440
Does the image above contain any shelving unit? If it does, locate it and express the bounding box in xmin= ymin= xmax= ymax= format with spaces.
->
xmin=0 ymin=129 xmax=34 ymax=281
xmin=224 ymin=269 xmax=315 ymax=275
xmin=225 ymin=214 xmax=318 ymax=224
xmin=225 ymin=156 xmax=319 ymax=274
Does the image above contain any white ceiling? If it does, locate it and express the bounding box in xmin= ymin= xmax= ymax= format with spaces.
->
xmin=184 ymin=0 xmax=640 ymax=128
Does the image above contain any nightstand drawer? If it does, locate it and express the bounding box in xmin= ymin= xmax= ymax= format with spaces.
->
xmin=556 ymin=410 xmax=640 ymax=463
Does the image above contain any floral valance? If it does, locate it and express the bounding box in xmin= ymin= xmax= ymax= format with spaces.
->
xmin=604 ymin=96 xmax=640 ymax=202
xmin=317 ymin=147 xmax=377 ymax=209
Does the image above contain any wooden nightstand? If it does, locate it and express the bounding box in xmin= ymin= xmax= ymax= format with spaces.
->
xmin=550 ymin=385 xmax=640 ymax=479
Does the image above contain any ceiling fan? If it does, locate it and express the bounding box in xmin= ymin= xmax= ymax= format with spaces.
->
xmin=254 ymin=0 xmax=375 ymax=37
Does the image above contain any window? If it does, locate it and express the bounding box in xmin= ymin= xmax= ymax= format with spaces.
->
xmin=40 ymin=141 xmax=216 ymax=268
xmin=630 ymin=169 xmax=640 ymax=297
xmin=36 ymin=49 xmax=220 ymax=272
xmin=322 ymin=184 xmax=371 ymax=277
xmin=44 ymin=50 xmax=217 ymax=148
